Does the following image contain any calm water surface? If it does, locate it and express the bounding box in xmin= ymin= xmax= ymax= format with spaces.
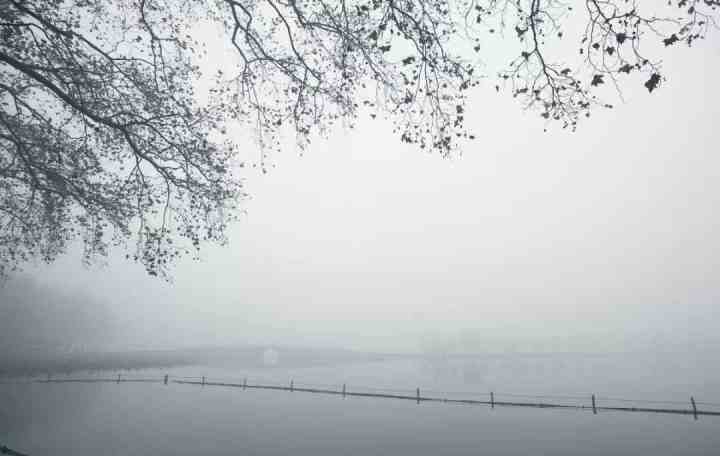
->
xmin=2 ymin=356 xmax=719 ymax=455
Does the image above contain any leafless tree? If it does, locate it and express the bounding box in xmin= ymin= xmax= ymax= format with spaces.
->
xmin=1 ymin=0 xmax=242 ymax=278
xmin=1 ymin=0 xmax=717 ymax=278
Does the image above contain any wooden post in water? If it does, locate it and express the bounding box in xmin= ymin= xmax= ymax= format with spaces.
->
xmin=342 ymin=383 xmax=346 ymax=398
xmin=290 ymin=380 xmax=294 ymax=392
xmin=117 ymin=374 xmax=121 ymax=384
xmin=47 ymin=373 xmax=51 ymax=382
xmin=243 ymin=378 xmax=247 ymax=390
xmin=490 ymin=392 xmax=494 ymax=409
xmin=416 ymin=387 xmax=420 ymax=404
xmin=202 ymin=376 xmax=205 ymax=387
xmin=691 ymin=397 xmax=698 ymax=420
xmin=164 ymin=374 xmax=168 ymax=385
xmin=592 ymin=394 xmax=597 ymax=414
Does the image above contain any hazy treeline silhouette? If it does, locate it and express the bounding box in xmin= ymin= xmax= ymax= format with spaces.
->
xmin=0 ymin=276 xmax=115 ymax=367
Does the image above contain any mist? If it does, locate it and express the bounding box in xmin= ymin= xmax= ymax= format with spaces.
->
xmin=4 ymin=2 xmax=720 ymax=454
xmin=3 ymin=41 xmax=717 ymax=360
xmin=0 ymin=275 xmax=115 ymax=357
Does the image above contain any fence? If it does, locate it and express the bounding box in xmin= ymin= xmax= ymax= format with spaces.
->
xmin=33 ymin=373 xmax=720 ymax=419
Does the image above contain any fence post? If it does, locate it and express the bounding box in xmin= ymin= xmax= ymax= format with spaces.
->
xmin=691 ymin=396 xmax=698 ymax=420
xmin=243 ymin=378 xmax=247 ymax=390
xmin=416 ymin=387 xmax=420 ymax=404
xmin=491 ymin=391 xmax=494 ymax=409
xmin=290 ymin=380 xmax=294 ymax=392
xmin=592 ymin=394 xmax=597 ymax=414
xmin=342 ymin=383 xmax=346 ymax=398
xmin=202 ymin=376 xmax=205 ymax=387
xmin=117 ymin=374 xmax=121 ymax=384
xmin=164 ymin=374 xmax=168 ymax=385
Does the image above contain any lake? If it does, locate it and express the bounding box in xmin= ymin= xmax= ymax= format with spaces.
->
xmin=2 ymin=354 xmax=719 ymax=455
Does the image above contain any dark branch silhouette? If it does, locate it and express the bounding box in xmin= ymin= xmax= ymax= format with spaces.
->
xmin=0 ymin=0 xmax=243 ymax=278
xmin=1 ymin=0 xmax=717 ymax=277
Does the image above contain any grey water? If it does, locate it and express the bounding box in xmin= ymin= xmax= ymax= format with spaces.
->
xmin=2 ymin=353 xmax=719 ymax=455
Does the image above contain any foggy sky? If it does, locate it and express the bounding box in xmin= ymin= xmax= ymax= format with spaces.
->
xmin=6 ymin=33 xmax=720 ymax=355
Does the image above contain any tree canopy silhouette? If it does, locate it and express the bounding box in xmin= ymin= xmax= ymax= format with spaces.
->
xmin=1 ymin=0 xmax=717 ymax=278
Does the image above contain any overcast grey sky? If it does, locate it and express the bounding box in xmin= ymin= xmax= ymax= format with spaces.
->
xmin=8 ymin=30 xmax=720 ymax=354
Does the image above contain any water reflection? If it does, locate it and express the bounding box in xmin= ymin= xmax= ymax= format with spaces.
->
xmin=2 ymin=361 xmax=719 ymax=456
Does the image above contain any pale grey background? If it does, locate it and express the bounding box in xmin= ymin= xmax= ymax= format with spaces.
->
xmin=3 ymin=35 xmax=717 ymax=357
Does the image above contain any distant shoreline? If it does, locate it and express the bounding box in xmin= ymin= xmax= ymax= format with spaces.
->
xmin=2 ymin=344 xmax=700 ymax=378
xmin=0 ymin=344 xmax=389 ymax=378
